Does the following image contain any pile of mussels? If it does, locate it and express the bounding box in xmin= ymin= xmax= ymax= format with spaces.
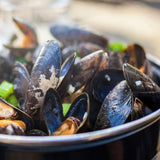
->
xmin=0 ymin=17 xmax=160 ymax=136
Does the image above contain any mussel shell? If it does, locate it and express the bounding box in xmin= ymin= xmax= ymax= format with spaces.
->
xmin=91 ymin=69 xmax=124 ymax=102
xmin=94 ymin=80 xmax=133 ymax=130
xmin=25 ymin=40 xmax=61 ymax=116
xmin=77 ymin=42 xmax=103 ymax=58
xmin=123 ymin=63 xmax=160 ymax=92
xmin=50 ymin=23 xmax=108 ymax=48
xmin=59 ymin=52 xmax=76 ymax=85
xmin=108 ymin=52 xmax=123 ymax=69
xmin=67 ymin=50 xmax=105 ymax=95
xmin=123 ymin=43 xmax=146 ymax=69
xmin=0 ymin=98 xmax=33 ymax=131
xmin=27 ymin=129 xmax=47 ymax=136
xmin=57 ymin=53 xmax=76 ymax=100
xmin=65 ymin=93 xmax=89 ymax=120
xmin=12 ymin=17 xmax=38 ymax=48
xmin=13 ymin=61 xmax=30 ymax=110
xmin=41 ymin=88 xmax=63 ymax=135
xmin=131 ymin=98 xmax=146 ymax=120
xmin=150 ymin=61 xmax=160 ymax=86
xmin=4 ymin=45 xmax=35 ymax=58
xmin=0 ymin=56 xmax=12 ymax=82
xmin=123 ymin=63 xmax=160 ymax=111
xmin=61 ymin=45 xmax=77 ymax=63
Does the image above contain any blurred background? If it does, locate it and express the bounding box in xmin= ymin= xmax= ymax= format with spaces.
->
xmin=0 ymin=0 xmax=160 ymax=58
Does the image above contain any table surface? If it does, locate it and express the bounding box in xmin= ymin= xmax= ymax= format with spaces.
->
xmin=0 ymin=0 xmax=160 ymax=59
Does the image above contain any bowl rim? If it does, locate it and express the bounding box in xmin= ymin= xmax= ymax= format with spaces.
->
xmin=0 ymin=54 xmax=159 ymax=151
xmin=0 ymin=108 xmax=159 ymax=151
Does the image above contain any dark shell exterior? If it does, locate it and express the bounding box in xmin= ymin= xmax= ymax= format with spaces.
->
xmin=94 ymin=80 xmax=133 ymax=130
xmin=25 ymin=40 xmax=61 ymax=116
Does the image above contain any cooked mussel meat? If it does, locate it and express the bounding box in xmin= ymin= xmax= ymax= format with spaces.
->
xmin=42 ymin=88 xmax=89 ymax=135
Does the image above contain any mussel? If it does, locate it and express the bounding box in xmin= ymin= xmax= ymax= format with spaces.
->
xmin=41 ymin=88 xmax=89 ymax=135
xmin=94 ymin=80 xmax=134 ymax=130
xmin=123 ymin=63 xmax=160 ymax=111
xmin=0 ymin=19 xmax=159 ymax=137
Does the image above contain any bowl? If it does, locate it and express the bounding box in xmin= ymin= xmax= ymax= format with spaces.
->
xmin=0 ymin=54 xmax=159 ymax=160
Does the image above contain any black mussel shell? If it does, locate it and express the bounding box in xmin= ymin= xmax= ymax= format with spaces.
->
xmin=123 ymin=63 xmax=160 ymax=92
xmin=94 ymin=80 xmax=133 ymax=130
xmin=150 ymin=61 xmax=160 ymax=86
xmin=0 ymin=56 xmax=12 ymax=82
xmin=25 ymin=40 xmax=61 ymax=116
xmin=57 ymin=53 xmax=76 ymax=100
xmin=13 ymin=61 xmax=30 ymax=110
xmin=91 ymin=69 xmax=124 ymax=102
xmin=108 ymin=52 xmax=123 ymax=69
xmin=50 ymin=23 xmax=108 ymax=48
xmin=77 ymin=42 xmax=103 ymax=58
xmin=65 ymin=93 xmax=89 ymax=126
xmin=61 ymin=45 xmax=77 ymax=63
xmin=123 ymin=63 xmax=160 ymax=111
xmin=41 ymin=88 xmax=63 ymax=135
xmin=67 ymin=50 xmax=105 ymax=95
xmin=27 ymin=129 xmax=47 ymax=136
xmin=130 ymin=98 xmax=146 ymax=121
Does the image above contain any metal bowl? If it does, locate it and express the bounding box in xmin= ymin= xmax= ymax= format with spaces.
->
xmin=0 ymin=54 xmax=160 ymax=160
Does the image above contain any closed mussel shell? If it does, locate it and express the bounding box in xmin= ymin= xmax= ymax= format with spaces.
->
xmin=25 ymin=40 xmax=61 ymax=116
xmin=50 ymin=23 xmax=108 ymax=48
xmin=94 ymin=80 xmax=133 ymax=130
xmin=123 ymin=63 xmax=160 ymax=111
xmin=123 ymin=63 xmax=160 ymax=92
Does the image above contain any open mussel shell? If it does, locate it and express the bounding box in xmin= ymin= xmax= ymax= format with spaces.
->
xmin=124 ymin=44 xmax=146 ymax=69
xmin=12 ymin=17 xmax=38 ymax=48
xmin=50 ymin=23 xmax=108 ymax=48
xmin=41 ymin=88 xmax=63 ymax=135
xmin=4 ymin=17 xmax=38 ymax=58
xmin=65 ymin=92 xmax=89 ymax=127
xmin=67 ymin=50 xmax=105 ymax=95
xmin=94 ymin=80 xmax=134 ymax=130
xmin=91 ymin=69 xmax=124 ymax=102
xmin=52 ymin=92 xmax=90 ymax=135
xmin=0 ymin=98 xmax=33 ymax=131
xmin=57 ymin=53 xmax=76 ymax=99
xmin=130 ymin=98 xmax=146 ymax=121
